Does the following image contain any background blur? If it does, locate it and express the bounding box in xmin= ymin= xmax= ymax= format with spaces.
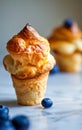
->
xmin=0 ymin=0 xmax=82 ymax=65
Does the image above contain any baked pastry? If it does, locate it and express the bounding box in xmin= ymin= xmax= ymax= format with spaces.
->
xmin=48 ymin=19 xmax=82 ymax=72
xmin=3 ymin=24 xmax=55 ymax=105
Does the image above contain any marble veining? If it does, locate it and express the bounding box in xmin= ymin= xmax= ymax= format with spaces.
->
xmin=0 ymin=65 xmax=82 ymax=130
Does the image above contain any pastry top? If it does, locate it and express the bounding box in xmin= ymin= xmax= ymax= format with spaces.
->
xmin=3 ymin=24 xmax=55 ymax=79
xmin=48 ymin=19 xmax=82 ymax=54
xmin=7 ymin=24 xmax=50 ymax=66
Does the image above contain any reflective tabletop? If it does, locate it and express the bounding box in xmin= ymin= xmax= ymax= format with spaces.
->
xmin=0 ymin=65 xmax=82 ymax=130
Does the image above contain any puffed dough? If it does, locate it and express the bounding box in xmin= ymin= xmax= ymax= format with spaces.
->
xmin=3 ymin=24 xmax=55 ymax=78
xmin=7 ymin=24 xmax=50 ymax=66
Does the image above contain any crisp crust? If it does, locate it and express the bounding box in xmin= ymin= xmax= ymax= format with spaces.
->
xmin=3 ymin=54 xmax=55 ymax=79
xmin=3 ymin=24 xmax=55 ymax=78
xmin=7 ymin=24 xmax=50 ymax=66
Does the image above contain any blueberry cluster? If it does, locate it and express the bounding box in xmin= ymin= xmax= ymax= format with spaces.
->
xmin=0 ymin=105 xmax=30 ymax=130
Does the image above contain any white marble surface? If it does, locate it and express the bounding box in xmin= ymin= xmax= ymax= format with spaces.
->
xmin=0 ymin=65 xmax=82 ymax=130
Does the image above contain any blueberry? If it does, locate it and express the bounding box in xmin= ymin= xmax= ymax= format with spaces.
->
xmin=50 ymin=65 xmax=59 ymax=74
xmin=0 ymin=119 xmax=15 ymax=130
xmin=0 ymin=105 xmax=9 ymax=120
xmin=12 ymin=115 xmax=30 ymax=130
xmin=41 ymin=98 xmax=53 ymax=108
xmin=64 ymin=19 xmax=74 ymax=28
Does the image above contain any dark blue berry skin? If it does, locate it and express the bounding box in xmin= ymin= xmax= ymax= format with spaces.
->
xmin=0 ymin=119 xmax=15 ymax=130
xmin=50 ymin=65 xmax=59 ymax=74
xmin=0 ymin=105 xmax=9 ymax=120
xmin=41 ymin=98 xmax=53 ymax=108
xmin=12 ymin=115 xmax=30 ymax=130
xmin=64 ymin=19 xmax=74 ymax=28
